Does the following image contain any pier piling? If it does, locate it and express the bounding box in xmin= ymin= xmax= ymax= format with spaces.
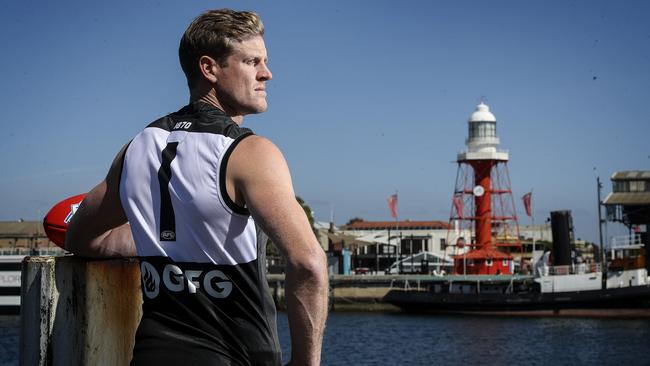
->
xmin=20 ymin=256 xmax=142 ymax=366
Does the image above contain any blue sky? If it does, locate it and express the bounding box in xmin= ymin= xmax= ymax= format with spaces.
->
xmin=1 ymin=1 xmax=648 ymax=244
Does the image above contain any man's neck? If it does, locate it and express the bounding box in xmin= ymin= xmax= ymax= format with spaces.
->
xmin=191 ymin=94 xmax=244 ymax=125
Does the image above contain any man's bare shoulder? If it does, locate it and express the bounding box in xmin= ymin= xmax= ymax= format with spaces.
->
xmin=225 ymin=134 xmax=294 ymax=209
xmin=230 ymin=135 xmax=289 ymax=181
xmin=235 ymin=135 xmax=281 ymax=157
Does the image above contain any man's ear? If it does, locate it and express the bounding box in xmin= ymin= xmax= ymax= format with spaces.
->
xmin=198 ymin=55 xmax=219 ymax=83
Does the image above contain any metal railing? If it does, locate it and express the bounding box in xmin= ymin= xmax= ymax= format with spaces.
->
xmin=539 ymin=263 xmax=601 ymax=276
xmin=610 ymin=234 xmax=644 ymax=248
xmin=0 ymin=247 xmax=67 ymax=256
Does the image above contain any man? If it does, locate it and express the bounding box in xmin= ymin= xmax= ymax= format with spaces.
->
xmin=66 ymin=9 xmax=328 ymax=366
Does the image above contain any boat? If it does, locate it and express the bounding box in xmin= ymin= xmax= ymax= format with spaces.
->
xmin=0 ymin=220 xmax=67 ymax=314
xmin=383 ymin=233 xmax=650 ymax=316
xmin=0 ymin=249 xmax=24 ymax=315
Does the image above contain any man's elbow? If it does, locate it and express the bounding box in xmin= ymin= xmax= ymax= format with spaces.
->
xmin=287 ymin=249 xmax=328 ymax=286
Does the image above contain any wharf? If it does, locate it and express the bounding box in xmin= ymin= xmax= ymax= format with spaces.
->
xmin=267 ymin=274 xmax=535 ymax=312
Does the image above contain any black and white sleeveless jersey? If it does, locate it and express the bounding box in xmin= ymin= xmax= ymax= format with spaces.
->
xmin=119 ymin=102 xmax=281 ymax=366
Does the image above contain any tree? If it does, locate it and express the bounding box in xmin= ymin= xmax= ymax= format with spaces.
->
xmin=296 ymin=196 xmax=317 ymax=237
xmin=345 ymin=217 xmax=364 ymax=226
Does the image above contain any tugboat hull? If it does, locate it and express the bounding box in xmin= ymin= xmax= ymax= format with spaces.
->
xmin=384 ymin=285 xmax=650 ymax=316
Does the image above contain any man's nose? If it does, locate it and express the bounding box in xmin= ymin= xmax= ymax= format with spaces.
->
xmin=258 ymin=63 xmax=272 ymax=81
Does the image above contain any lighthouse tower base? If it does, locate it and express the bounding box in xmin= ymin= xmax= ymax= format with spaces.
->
xmin=453 ymin=248 xmax=513 ymax=275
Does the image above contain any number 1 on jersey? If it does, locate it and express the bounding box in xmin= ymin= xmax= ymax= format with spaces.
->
xmin=158 ymin=142 xmax=179 ymax=241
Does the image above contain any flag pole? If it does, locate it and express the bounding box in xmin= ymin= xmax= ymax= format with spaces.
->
xmin=531 ymin=189 xmax=535 ymax=256
xmin=394 ymin=191 xmax=399 ymax=273
xmin=386 ymin=191 xmax=399 ymax=274
xmin=395 ymin=190 xmax=399 ymax=237
xmin=522 ymin=190 xmax=534 ymax=271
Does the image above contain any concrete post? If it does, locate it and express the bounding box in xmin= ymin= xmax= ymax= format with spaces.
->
xmin=20 ymin=256 xmax=56 ymax=366
xmin=20 ymin=256 xmax=142 ymax=366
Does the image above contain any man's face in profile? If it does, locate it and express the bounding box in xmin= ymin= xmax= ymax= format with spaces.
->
xmin=215 ymin=36 xmax=272 ymax=116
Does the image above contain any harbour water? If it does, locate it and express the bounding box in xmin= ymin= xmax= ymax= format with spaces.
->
xmin=3 ymin=312 xmax=650 ymax=365
xmin=0 ymin=316 xmax=19 ymax=366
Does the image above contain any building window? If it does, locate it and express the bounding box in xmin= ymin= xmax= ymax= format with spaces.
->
xmin=615 ymin=180 xmax=650 ymax=192
xmin=630 ymin=180 xmax=646 ymax=192
xmin=413 ymin=239 xmax=423 ymax=253
xmin=613 ymin=181 xmax=628 ymax=192
xmin=440 ymin=238 xmax=446 ymax=251
xmin=486 ymin=259 xmax=493 ymax=266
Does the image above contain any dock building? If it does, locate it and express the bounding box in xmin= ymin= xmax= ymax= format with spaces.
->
xmin=322 ymin=219 xmax=470 ymax=274
xmin=603 ymin=170 xmax=650 ymax=272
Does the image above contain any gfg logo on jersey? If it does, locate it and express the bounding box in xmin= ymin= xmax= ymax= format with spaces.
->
xmin=140 ymin=261 xmax=233 ymax=300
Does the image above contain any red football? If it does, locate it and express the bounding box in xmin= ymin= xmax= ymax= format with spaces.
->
xmin=43 ymin=193 xmax=87 ymax=248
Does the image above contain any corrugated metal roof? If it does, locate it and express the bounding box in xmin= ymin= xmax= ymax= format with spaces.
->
xmin=610 ymin=171 xmax=650 ymax=180
xmin=345 ymin=220 xmax=450 ymax=230
xmin=0 ymin=221 xmax=44 ymax=236
xmin=603 ymin=192 xmax=650 ymax=205
xmin=453 ymin=248 xmax=512 ymax=259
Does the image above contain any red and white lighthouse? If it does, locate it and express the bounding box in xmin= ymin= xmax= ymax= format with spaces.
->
xmin=449 ymin=102 xmax=521 ymax=275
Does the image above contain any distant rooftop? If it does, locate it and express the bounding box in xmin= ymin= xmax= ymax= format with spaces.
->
xmin=610 ymin=171 xmax=650 ymax=181
xmin=604 ymin=171 xmax=650 ymax=206
xmin=344 ymin=220 xmax=450 ymax=231
xmin=603 ymin=192 xmax=650 ymax=206
xmin=0 ymin=221 xmax=45 ymax=238
xmin=0 ymin=221 xmax=53 ymax=249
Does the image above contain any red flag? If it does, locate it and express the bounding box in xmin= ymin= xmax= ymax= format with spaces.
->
xmin=387 ymin=194 xmax=398 ymax=218
xmin=522 ymin=192 xmax=532 ymax=217
xmin=453 ymin=195 xmax=464 ymax=219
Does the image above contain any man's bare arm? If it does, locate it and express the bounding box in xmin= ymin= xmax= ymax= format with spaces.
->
xmin=228 ymin=136 xmax=328 ymax=366
xmin=65 ymin=144 xmax=136 ymax=257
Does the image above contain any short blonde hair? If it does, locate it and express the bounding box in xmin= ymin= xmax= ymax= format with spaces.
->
xmin=179 ymin=9 xmax=264 ymax=87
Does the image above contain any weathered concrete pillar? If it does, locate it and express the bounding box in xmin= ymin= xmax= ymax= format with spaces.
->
xmin=20 ymin=256 xmax=142 ymax=366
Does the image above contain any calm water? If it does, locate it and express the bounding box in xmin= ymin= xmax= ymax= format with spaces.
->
xmin=3 ymin=312 xmax=650 ymax=365
xmin=0 ymin=316 xmax=19 ymax=366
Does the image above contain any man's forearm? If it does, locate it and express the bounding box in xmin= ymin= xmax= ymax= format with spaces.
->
xmin=284 ymin=251 xmax=329 ymax=366
xmin=67 ymin=222 xmax=135 ymax=258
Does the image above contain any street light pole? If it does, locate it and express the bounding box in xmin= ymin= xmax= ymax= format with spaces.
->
xmin=597 ymin=176 xmax=607 ymax=286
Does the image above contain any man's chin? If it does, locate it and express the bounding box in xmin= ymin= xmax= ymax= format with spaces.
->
xmin=244 ymin=104 xmax=268 ymax=115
